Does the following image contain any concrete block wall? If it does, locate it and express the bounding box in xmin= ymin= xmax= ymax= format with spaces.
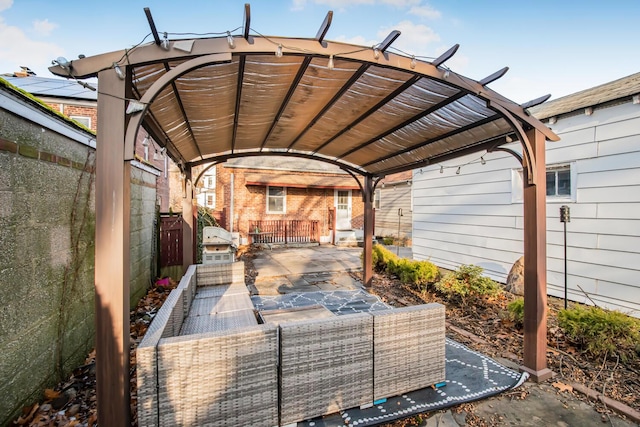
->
xmin=0 ymin=93 xmax=159 ymax=425
xmin=130 ymin=166 xmax=159 ymax=304
xmin=0 ymin=109 xmax=96 ymax=426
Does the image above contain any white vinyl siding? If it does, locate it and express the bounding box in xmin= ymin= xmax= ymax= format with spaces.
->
xmin=413 ymin=101 xmax=640 ymax=317
xmin=374 ymin=184 xmax=412 ymax=239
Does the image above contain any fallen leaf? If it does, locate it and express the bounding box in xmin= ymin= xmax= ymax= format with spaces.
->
xmin=44 ymin=389 xmax=60 ymax=400
xmin=552 ymin=381 xmax=573 ymax=393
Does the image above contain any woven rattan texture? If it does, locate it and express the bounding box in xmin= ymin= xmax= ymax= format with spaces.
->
xmin=157 ymin=325 xmax=279 ymax=427
xmin=373 ymin=304 xmax=446 ymax=400
xmin=279 ymin=313 xmax=374 ymax=425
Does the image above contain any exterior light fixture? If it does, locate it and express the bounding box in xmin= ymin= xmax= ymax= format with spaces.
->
xmin=52 ymin=56 xmax=71 ymax=71
xmin=439 ymin=165 xmax=444 ymax=174
xmin=410 ymin=55 xmax=416 ymax=69
xmin=161 ymin=32 xmax=170 ymax=51
xmin=443 ymin=69 xmax=450 ymax=79
xmin=113 ymin=62 xmax=125 ymax=80
xmin=456 ymin=166 xmax=461 ymax=175
xmin=373 ymin=47 xmax=380 ymax=59
xmin=480 ymin=156 xmax=486 ymax=165
xmin=327 ymin=55 xmax=334 ymax=70
xmin=506 ymin=135 xmax=513 ymax=143
xmin=227 ymin=31 xmax=236 ymax=49
xmin=142 ymin=135 xmax=149 ymax=147
xmin=275 ymin=44 xmax=283 ymax=58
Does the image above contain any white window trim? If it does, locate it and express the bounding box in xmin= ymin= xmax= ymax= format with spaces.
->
xmin=511 ymin=162 xmax=577 ymax=203
xmin=266 ymin=185 xmax=286 ymax=214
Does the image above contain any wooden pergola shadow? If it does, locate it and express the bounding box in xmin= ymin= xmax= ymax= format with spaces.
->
xmin=50 ymin=5 xmax=559 ymax=425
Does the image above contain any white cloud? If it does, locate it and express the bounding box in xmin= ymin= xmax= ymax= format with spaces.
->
xmin=380 ymin=0 xmax=421 ymax=7
xmin=0 ymin=17 xmax=65 ymax=76
xmin=294 ymin=0 xmax=421 ymax=9
xmin=378 ymin=20 xmax=439 ymax=57
xmin=409 ymin=4 xmax=441 ymax=19
xmin=334 ymin=34 xmax=378 ymax=47
xmin=0 ymin=0 xmax=12 ymax=13
xmin=32 ymin=18 xmax=58 ymax=36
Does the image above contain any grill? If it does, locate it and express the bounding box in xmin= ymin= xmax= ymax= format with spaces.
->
xmin=202 ymin=226 xmax=236 ymax=265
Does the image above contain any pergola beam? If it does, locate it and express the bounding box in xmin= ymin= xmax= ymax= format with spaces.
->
xmin=338 ymin=91 xmax=466 ymax=161
xmin=315 ymin=11 xmax=333 ymax=45
xmin=243 ymin=3 xmax=251 ymax=40
xmin=260 ymin=57 xmax=313 ymax=150
xmin=432 ymin=44 xmax=459 ymax=67
xmin=144 ymin=7 xmax=161 ymax=46
xmin=362 ymin=113 xmax=499 ymax=169
xmin=286 ymin=63 xmax=370 ymax=151
xmin=378 ymin=30 xmax=401 ymax=52
xmin=231 ymin=56 xmax=247 ymax=153
xmin=312 ymin=74 xmax=421 ymax=155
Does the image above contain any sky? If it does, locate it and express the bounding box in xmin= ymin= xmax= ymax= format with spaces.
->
xmin=1 ymin=0 xmax=639 ymax=104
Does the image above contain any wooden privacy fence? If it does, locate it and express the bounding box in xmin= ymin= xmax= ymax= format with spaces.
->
xmin=249 ymin=220 xmax=320 ymax=244
xmin=160 ymin=215 xmax=183 ymax=267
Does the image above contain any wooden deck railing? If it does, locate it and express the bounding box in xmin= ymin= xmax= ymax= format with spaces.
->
xmin=248 ymin=220 xmax=320 ymax=244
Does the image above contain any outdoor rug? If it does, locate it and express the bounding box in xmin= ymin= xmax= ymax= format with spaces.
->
xmin=251 ymin=291 xmax=529 ymax=427
xmin=298 ymin=337 xmax=528 ymax=426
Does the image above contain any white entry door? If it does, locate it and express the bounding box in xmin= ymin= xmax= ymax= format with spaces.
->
xmin=335 ymin=190 xmax=352 ymax=230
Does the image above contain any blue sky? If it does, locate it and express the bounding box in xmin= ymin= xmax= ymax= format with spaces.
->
xmin=1 ymin=0 xmax=639 ymax=103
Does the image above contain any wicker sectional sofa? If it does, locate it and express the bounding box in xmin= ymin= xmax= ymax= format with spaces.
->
xmin=137 ymin=262 xmax=445 ymax=427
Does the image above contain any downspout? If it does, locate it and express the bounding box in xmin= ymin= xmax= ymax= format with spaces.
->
xmin=230 ymin=173 xmax=234 ymax=233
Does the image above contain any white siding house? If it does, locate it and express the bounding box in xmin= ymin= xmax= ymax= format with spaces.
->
xmin=413 ymin=73 xmax=640 ymax=317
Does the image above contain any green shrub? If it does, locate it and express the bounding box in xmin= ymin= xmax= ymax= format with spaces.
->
xmin=507 ymin=297 xmax=525 ymax=326
xmin=434 ymin=264 xmax=503 ymax=303
xmin=368 ymin=244 xmax=397 ymax=271
xmin=558 ymin=305 xmax=640 ymax=362
xmin=387 ymin=257 xmax=439 ymax=290
xmin=381 ymin=236 xmax=394 ymax=245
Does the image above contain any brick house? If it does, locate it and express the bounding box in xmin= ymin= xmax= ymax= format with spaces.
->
xmin=170 ymin=157 xmax=365 ymax=245
xmin=2 ymin=70 xmax=171 ymax=210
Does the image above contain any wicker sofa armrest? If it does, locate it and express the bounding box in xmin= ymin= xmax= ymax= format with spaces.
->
xmin=373 ymin=303 xmax=446 ymax=401
xmin=279 ymin=313 xmax=374 ymax=425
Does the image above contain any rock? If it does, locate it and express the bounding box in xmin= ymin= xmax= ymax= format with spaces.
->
xmin=67 ymin=404 xmax=81 ymax=416
xmin=39 ymin=403 xmax=52 ymax=412
xmin=505 ymin=256 xmax=525 ymax=295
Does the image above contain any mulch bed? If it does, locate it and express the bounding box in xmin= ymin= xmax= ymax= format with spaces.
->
xmin=13 ymin=251 xmax=639 ymax=426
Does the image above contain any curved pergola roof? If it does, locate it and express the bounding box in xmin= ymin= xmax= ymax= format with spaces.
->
xmin=47 ymin=8 xmax=559 ymax=425
xmin=49 ymin=8 xmax=557 ymax=180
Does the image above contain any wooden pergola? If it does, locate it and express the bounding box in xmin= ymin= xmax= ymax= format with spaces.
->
xmin=50 ymin=5 xmax=558 ymax=425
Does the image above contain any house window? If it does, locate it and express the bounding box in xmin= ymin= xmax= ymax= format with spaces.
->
xmin=204 ymin=167 xmax=216 ymax=189
xmin=546 ymin=166 xmax=571 ymax=198
xmin=69 ymin=115 xmax=91 ymax=129
xmin=512 ymin=163 xmax=576 ymax=202
xmin=374 ymin=189 xmax=381 ymax=209
xmin=267 ymin=186 xmax=286 ymax=214
xmin=206 ymin=193 xmax=215 ymax=208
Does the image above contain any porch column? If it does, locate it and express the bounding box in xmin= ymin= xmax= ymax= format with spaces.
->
xmin=95 ymin=69 xmax=131 ymax=425
xmin=363 ymin=175 xmax=374 ymax=287
xmin=182 ymin=169 xmax=195 ymax=269
xmin=521 ymin=128 xmax=553 ymax=382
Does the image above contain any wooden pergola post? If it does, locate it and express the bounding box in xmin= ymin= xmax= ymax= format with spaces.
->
xmin=95 ymin=69 xmax=131 ymax=426
xmin=363 ymin=175 xmax=374 ymax=287
xmin=521 ymin=128 xmax=553 ymax=382
xmin=182 ymin=169 xmax=195 ymax=269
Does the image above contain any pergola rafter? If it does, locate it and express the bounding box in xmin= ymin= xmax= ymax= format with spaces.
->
xmin=49 ymin=5 xmax=559 ymax=426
